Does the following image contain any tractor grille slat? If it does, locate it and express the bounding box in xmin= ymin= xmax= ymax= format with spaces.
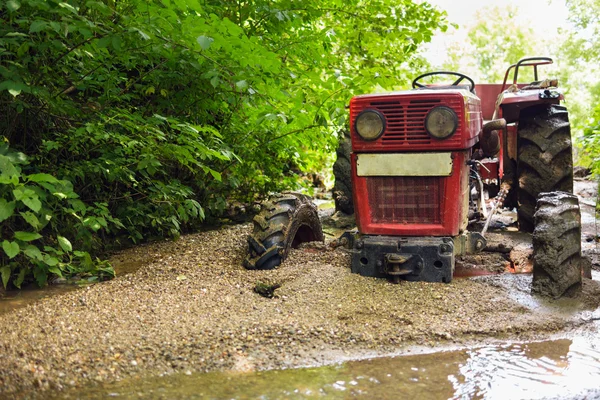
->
xmin=361 ymin=98 xmax=463 ymax=146
xmin=367 ymin=176 xmax=442 ymax=224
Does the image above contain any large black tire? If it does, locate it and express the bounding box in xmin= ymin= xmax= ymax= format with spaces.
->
xmin=531 ymin=191 xmax=582 ymax=298
xmin=244 ymin=192 xmax=324 ymax=270
xmin=517 ymin=104 xmax=573 ymax=232
xmin=332 ymin=131 xmax=354 ymax=214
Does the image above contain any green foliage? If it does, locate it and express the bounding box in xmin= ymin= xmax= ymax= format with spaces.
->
xmin=560 ymin=0 xmax=600 ymax=173
xmin=443 ymin=5 xmax=539 ymax=83
xmin=0 ymin=142 xmax=114 ymax=288
xmin=579 ymin=103 xmax=600 ymax=172
xmin=0 ymin=0 xmax=446 ymax=285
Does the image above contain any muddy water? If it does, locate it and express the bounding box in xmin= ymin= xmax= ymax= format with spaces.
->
xmin=51 ymin=337 xmax=600 ymax=399
xmin=0 ymin=284 xmax=82 ymax=315
xmin=0 ymin=259 xmax=145 ymax=315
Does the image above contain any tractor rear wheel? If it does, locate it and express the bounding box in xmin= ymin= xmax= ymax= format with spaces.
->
xmin=244 ymin=192 xmax=324 ymax=270
xmin=531 ymin=191 xmax=582 ymax=298
xmin=517 ymin=104 xmax=573 ymax=232
xmin=333 ymin=131 xmax=354 ymax=214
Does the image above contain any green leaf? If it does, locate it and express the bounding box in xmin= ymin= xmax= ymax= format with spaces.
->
xmin=6 ymin=0 xmax=20 ymax=12
xmin=33 ymin=265 xmax=47 ymax=287
xmin=24 ymin=244 xmax=43 ymax=261
xmin=0 ymin=266 xmax=10 ymax=288
xmin=210 ymin=75 xmax=219 ymax=88
xmin=48 ymin=265 xmax=62 ymax=277
xmin=22 ymin=194 xmax=41 ymax=212
xmin=20 ymin=211 xmax=41 ymax=230
xmin=58 ymin=2 xmax=77 ymax=14
xmin=0 ymin=80 xmax=28 ymax=96
xmin=27 ymin=173 xmax=59 ymax=183
xmin=0 ymin=154 xmax=19 ymax=178
xmin=97 ymin=36 xmax=111 ymax=48
xmin=44 ymin=255 xmax=59 ymax=267
xmin=209 ymin=169 xmax=221 ymax=181
xmin=112 ymin=36 xmax=122 ymax=52
xmin=13 ymin=187 xmax=42 ymax=212
xmin=57 ymin=236 xmax=72 ymax=252
xmin=14 ymin=269 xmax=25 ymax=289
xmin=197 ymin=36 xmax=213 ymax=50
xmin=14 ymin=231 xmax=42 ymax=241
xmin=0 ymin=199 xmax=16 ymax=222
xmin=129 ymin=28 xmax=150 ymax=40
xmin=2 ymin=240 xmax=19 ymax=259
xmin=83 ymin=217 xmax=102 ymax=231
xmin=29 ymin=21 xmax=47 ymax=33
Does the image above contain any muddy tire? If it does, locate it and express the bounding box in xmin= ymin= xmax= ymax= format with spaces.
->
xmin=333 ymin=131 xmax=354 ymax=215
xmin=517 ymin=104 xmax=573 ymax=232
xmin=244 ymin=192 xmax=324 ymax=270
xmin=531 ymin=191 xmax=582 ymax=298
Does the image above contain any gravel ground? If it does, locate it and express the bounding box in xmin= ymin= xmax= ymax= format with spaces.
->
xmin=1 ymin=221 xmax=600 ymax=398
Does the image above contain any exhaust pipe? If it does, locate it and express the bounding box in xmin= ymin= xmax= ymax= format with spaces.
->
xmin=479 ymin=118 xmax=506 ymax=157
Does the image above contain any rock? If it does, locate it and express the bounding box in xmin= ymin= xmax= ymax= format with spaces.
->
xmin=573 ymin=166 xmax=591 ymax=179
xmin=322 ymin=211 xmax=356 ymax=229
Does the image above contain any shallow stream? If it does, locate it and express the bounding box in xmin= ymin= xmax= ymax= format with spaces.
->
xmin=52 ymin=336 xmax=600 ymax=399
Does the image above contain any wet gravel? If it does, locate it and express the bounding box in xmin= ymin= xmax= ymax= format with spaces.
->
xmin=1 ymin=223 xmax=600 ymax=397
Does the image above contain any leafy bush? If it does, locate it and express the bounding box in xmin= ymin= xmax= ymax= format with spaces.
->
xmin=0 ymin=0 xmax=447 ymax=286
xmin=0 ymin=143 xmax=114 ymax=288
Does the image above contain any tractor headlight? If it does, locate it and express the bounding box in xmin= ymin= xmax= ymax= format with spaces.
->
xmin=425 ymin=106 xmax=458 ymax=139
xmin=355 ymin=110 xmax=385 ymax=140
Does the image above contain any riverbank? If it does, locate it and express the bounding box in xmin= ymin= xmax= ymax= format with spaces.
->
xmin=1 ymin=217 xmax=600 ymax=397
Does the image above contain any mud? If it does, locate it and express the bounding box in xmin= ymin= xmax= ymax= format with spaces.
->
xmin=0 ymin=181 xmax=598 ymax=398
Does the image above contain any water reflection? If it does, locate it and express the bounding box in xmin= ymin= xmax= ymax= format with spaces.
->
xmin=49 ymin=337 xmax=600 ymax=399
xmin=0 ymin=284 xmax=81 ymax=315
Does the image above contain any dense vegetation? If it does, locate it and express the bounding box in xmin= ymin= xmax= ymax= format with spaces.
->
xmin=0 ymin=0 xmax=447 ymax=287
xmin=561 ymin=0 xmax=600 ymax=173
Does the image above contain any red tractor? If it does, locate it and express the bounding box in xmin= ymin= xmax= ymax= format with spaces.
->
xmin=245 ymin=57 xmax=581 ymax=292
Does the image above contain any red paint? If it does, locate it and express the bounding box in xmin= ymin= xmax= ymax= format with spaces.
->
xmin=350 ymin=90 xmax=481 ymax=153
xmin=474 ymin=84 xmax=504 ymax=120
xmin=350 ymin=90 xmax=480 ymax=237
xmin=353 ymin=151 xmax=470 ymax=236
xmin=479 ymin=159 xmax=499 ymax=181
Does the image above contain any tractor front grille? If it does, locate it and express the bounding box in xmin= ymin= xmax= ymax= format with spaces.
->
xmin=366 ymin=176 xmax=442 ymax=224
xmin=364 ymin=98 xmax=463 ymax=147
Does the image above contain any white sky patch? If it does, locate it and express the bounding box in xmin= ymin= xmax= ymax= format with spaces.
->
xmin=421 ymin=0 xmax=572 ymax=68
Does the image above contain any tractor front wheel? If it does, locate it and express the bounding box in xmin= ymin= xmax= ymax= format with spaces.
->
xmin=532 ymin=191 xmax=582 ymax=298
xmin=244 ymin=192 xmax=324 ymax=270
xmin=517 ymin=104 xmax=573 ymax=232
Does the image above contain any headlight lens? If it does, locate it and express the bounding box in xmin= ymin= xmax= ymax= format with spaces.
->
xmin=355 ymin=110 xmax=385 ymax=140
xmin=425 ymin=106 xmax=458 ymax=139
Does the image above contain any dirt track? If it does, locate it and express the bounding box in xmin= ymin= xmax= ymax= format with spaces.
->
xmin=1 ymin=211 xmax=600 ymax=397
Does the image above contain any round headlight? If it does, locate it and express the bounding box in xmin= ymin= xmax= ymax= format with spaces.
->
xmin=355 ymin=110 xmax=385 ymax=140
xmin=425 ymin=106 xmax=458 ymax=139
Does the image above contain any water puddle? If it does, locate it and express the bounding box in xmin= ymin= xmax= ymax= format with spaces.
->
xmin=51 ymin=337 xmax=600 ymax=399
xmin=0 ymin=283 xmax=82 ymax=316
xmin=0 ymin=258 xmax=146 ymax=315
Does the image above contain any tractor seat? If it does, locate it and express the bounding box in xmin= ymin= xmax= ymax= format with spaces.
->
xmin=521 ymin=78 xmax=558 ymax=90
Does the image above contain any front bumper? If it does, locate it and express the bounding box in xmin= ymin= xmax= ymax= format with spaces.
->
xmin=350 ymin=235 xmax=454 ymax=283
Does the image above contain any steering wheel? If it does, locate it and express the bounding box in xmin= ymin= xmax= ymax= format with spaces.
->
xmin=412 ymin=71 xmax=476 ymax=93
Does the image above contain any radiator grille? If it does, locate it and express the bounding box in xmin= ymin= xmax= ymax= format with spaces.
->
xmin=365 ymin=98 xmax=463 ymax=146
xmin=367 ymin=176 xmax=442 ymax=224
